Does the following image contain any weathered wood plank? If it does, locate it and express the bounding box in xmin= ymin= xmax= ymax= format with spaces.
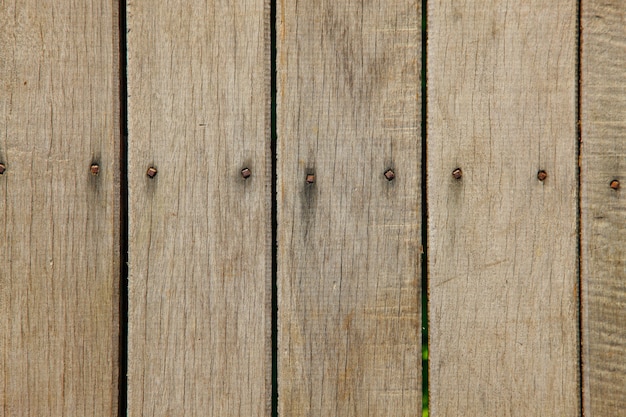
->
xmin=0 ymin=1 xmax=120 ymax=415
xmin=277 ymin=1 xmax=421 ymax=416
xmin=581 ymin=1 xmax=626 ymax=415
xmin=427 ymin=1 xmax=579 ymax=415
xmin=126 ymin=0 xmax=270 ymax=416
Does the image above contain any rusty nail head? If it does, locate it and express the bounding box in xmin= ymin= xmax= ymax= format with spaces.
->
xmin=384 ymin=169 xmax=395 ymax=181
xmin=610 ymin=179 xmax=620 ymax=190
xmin=537 ymin=170 xmax=547 ymax=181
xmin=146 ymin=167 xmax=158 ymax=178
xmin=452 ymin=168 xmax=462 ymax=180
xmin=306 ymin=173 xmax=315 ymax=184
xmin=241 ymin=168 xmax=251 ymax=179
xmin=0 ymin=163 xmax=5 ymax=175
xmin=90 ymin=164 xmax=100 ymax=176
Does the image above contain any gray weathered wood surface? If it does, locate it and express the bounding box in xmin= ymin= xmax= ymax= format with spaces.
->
xmin=126 ymin=0 xmax=271 ymax=415
xmin=0 ymin=1 xmax=120 ymax=415
xmin=427 ymin=1 xmax=579 ymax=415
xmin=581 ymin=1 xmax=626 ymax=415
xmin=5 ymin=1 xmax=626 ymax=415
xmin=277 ymin=1 xmax=422 ymax=416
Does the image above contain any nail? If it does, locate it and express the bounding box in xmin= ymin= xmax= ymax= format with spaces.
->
xmin=241 ymin=167 xmax=251 ymax=179
xmin=146 ymin=167 xmax=158 ymax=178
xmin=384 ymin=169 xmax=395 ymax=181
xmin=0 ymin=163 xmax=5 ymax=175
xmin=537 ymin=170 xmax=547 ymax=181
xmin=90 ymin=164 xmax=100 ymax=176
xmin=452 ymin=168 xmax=462 ymax=180
xmin=610 ymin=179 xmax=620 ymax=190
xmin=306 ymin=173 xmax=315 ymax=184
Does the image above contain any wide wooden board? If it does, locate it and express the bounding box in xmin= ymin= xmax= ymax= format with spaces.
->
xmin=277 ymin=1 xmax=422 ymax=416
xmin=126 ymin=0 xmax=270 ymax=415
xmin=581 ymin=1 xmax=626 ymax=415
xmin=427 ymin=1 xmax=579 ymax=415
xmin=0 ymin=1 xmax=120 ymax=415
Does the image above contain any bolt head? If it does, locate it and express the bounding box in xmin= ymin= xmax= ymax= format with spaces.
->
xmin=384 ymin=169 xmax=395 ymax=181
xmin=0 ymin=163 xmax=5 ymax=175
xmin=610 ymin=179 xmax=620 ymax=190
xmin=306 ymin=173 xmax=315 ymax=184
xmin=537 ymin=170 xmax=547 ymax=181
xmin=452 ymin=168 xmax=462 ymax=180
xmin=90 ymin=164 xmax=100 ymax=176
xmin=146 ymin=167 xmax=158 ymax=178
xmin=241 ymin=168 xmax=251 ymax=179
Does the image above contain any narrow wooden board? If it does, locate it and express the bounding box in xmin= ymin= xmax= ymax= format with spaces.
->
xmin=581 ymin=1 xmax=626 ymax=415
xmin=277 ymin=1 xmax=422 ymax=416
xmin=126 ymin=1 xmax=270 ymax=416
xmin=427 ymin=1 xmax=579 ymax=415
xmin=0 ymin=1 xmax=120 ymax=415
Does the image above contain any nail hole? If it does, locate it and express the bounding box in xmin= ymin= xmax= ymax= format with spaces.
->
xmin=384 ymin=169 xmax=395 ymax=181
xmin=241 ymin=167 xmax=252 ymax=179
xmin=452 ymin=168 xmax=462 ymax=180
xmin=610 ymin=179 xmax=620 ymax=190
xmin=90 ymin=164 xmax=100 ymax=176
xmin=146 ymin=167 xmax=158 ymax=178
xmin=306 ymin=173 xmax=315 ymax=184
xmin=537 ymin=170 xmax=547 ymax=181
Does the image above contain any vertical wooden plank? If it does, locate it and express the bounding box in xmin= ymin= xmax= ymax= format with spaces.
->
xmin=581 ymin=1 xmax=626 ymax=415
xmin=126 ymin=0 xmax=270 ymax=416
xmin=427 ymin=1 xmax=579 ymax=416
xmin=0 ymin=1 xmax=119 ymax=416
xmin=277 ymin=1 xmax=421 ymax=416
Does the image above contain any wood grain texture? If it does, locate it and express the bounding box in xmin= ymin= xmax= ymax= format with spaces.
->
xmin=277 ymin=1 xmax=421 ymax=416
xmin=126 ymin=0 xmax=270 ymax=416
xmin=427 ymin=1 xmax=579 ymax=415
xmin=581 ymin=1 xmax=626 ymax=415
xmin=0 ymin=1 xmax=120 ymax=416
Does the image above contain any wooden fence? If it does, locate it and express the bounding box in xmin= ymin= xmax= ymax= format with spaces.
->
xmin=1 ymin=0 xmax=624 ymax=416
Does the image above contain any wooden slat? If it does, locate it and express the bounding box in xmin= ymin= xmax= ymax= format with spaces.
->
xmin=277 ymin=1 xmax=421 ymax=416
xmin=0 ymin=1 xmax=120 ymax=416
xmin=427 ymin=1 xmax=579 ymax=415
xmin=126 ymin=0 xmax=270 ymax=416
xmin=581 ymin=1 xmax=626 ymax=415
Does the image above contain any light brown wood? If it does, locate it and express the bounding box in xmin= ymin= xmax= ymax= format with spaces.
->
xmin=0 ymin=1 xmax=120 ymax=416
xmin=427 ymin=1 xmax=579 ymax=416
xmin=126 ymin=0 xmax=270 ymax=416
xmin=581 ymin=1 xmax=626 ymax=415
xmin=277 ymin=1 xmax=421 ymax=416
